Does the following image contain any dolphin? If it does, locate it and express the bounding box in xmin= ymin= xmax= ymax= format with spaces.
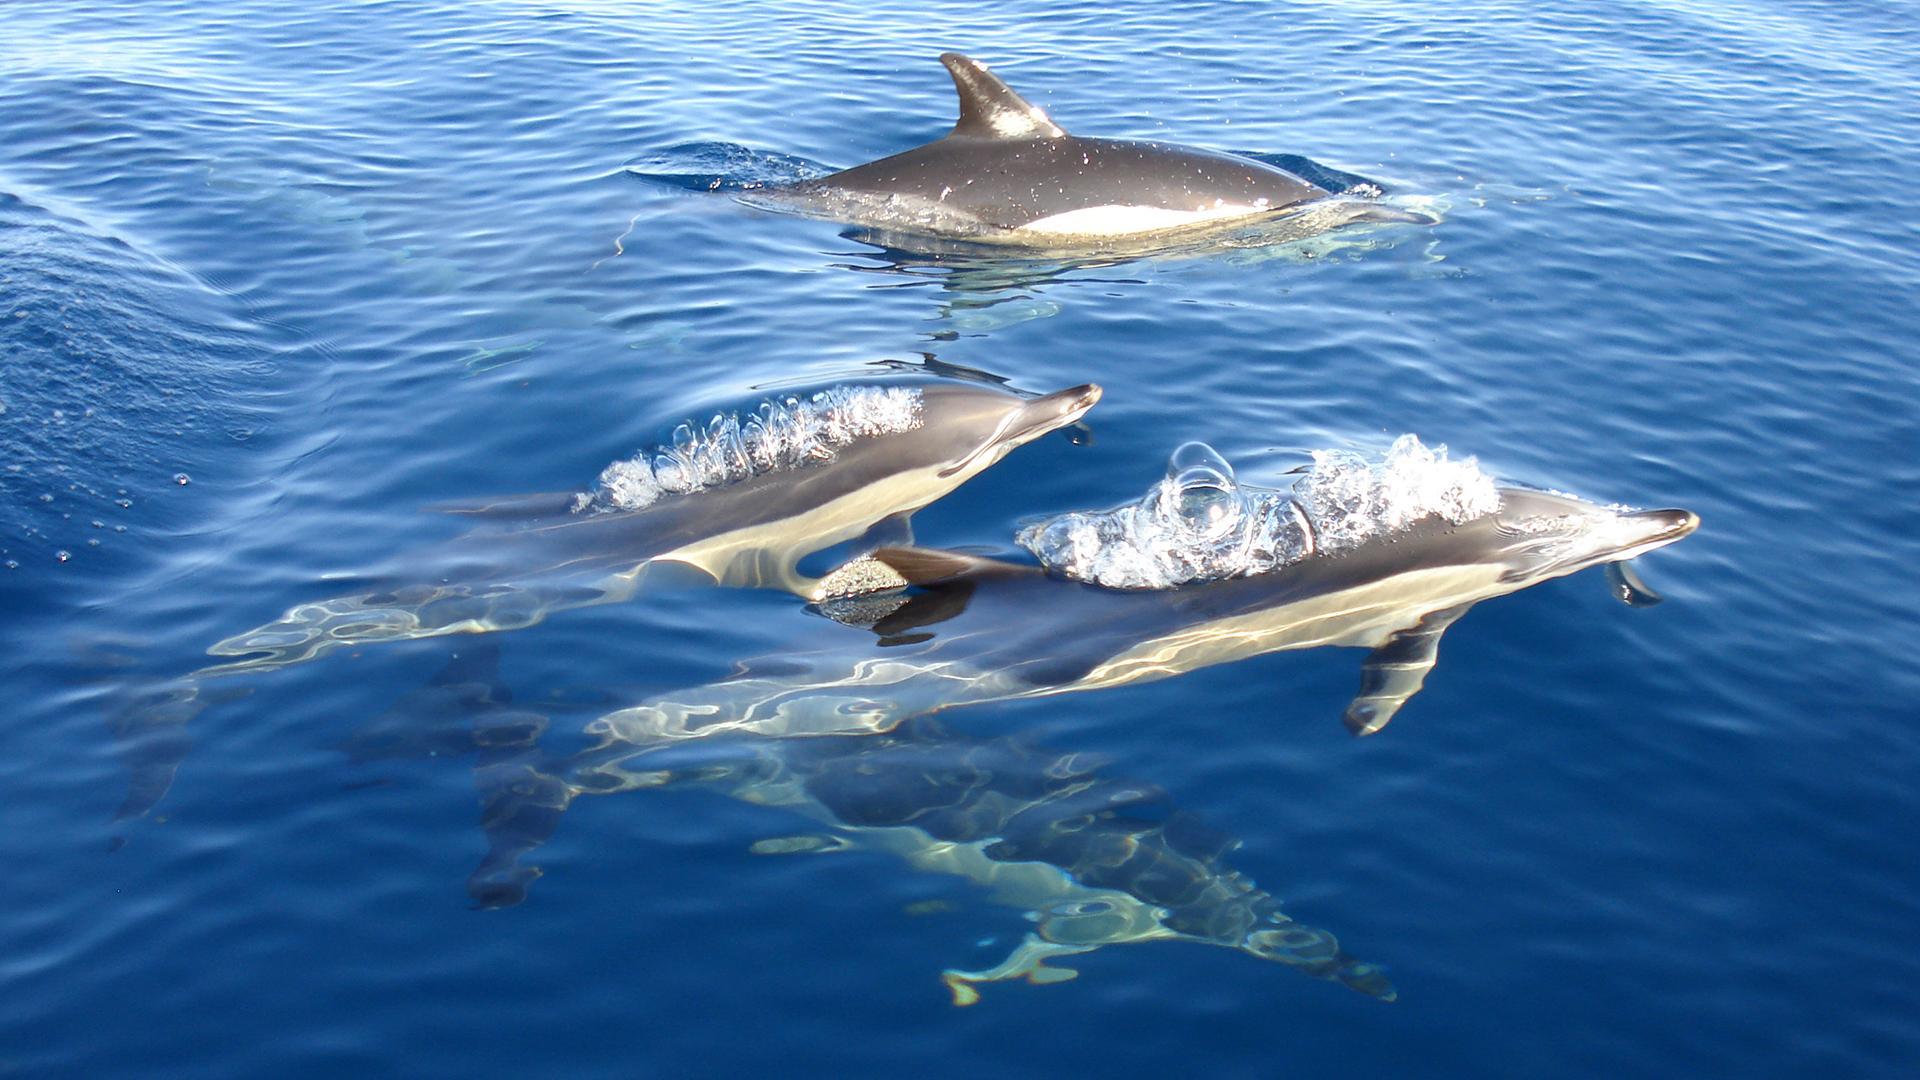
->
xmin=105 ymin=379 xmax=1100 ymax=823
xmin=763 ymin=53 xmax=1420 ymax=246
xmin=195 ymin=380 xmax=1101 ymax=678
xmin=427 ymin=691 xmax=1393 ymax=1002
xmin=581 ymin=442 xmax=1699 ymax=746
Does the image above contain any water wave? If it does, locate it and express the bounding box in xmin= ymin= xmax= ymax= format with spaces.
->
xmin=0 ymin=189 xmax=261 ymax=568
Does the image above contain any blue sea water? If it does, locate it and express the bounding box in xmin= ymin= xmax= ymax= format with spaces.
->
xmin=3 ymin=0 xmax=1917 ymax=1075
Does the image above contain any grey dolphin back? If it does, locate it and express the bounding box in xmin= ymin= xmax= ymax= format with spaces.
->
xmin=939 ymin=53 xmax=1065 ymax=140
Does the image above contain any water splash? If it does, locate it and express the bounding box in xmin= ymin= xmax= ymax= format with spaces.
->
xmin=575 ymin=385 xmax=923 ymax=513
xmin=1018 ymin=436 xmax=1499 ymax=589
xmin=1294 ymin=436 xmax=1501 ymax=553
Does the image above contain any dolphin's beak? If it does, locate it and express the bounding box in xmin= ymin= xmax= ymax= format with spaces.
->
xmin=1625 ymin=508 xmax=1701 ymax=545
xmin=1010 ymin=383 xmax=1102 ymax=443
xmin=1605 ymin=507 xmax=1700 ymax=564
xmin=936 ymin=383 xmax=1104 ymax=480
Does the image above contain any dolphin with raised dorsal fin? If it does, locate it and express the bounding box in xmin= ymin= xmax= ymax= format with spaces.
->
xmin=448 ymin=709 xmax=1394 ymax=1003
xmin=768 ymin=53 xmax=1421 ymax=245
xmin=579 ymin=450 xmax=1698 ymax=747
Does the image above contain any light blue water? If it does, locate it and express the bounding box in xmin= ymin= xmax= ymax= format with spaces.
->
xmin=3 ymin=1 xmax=1917 ymax=1076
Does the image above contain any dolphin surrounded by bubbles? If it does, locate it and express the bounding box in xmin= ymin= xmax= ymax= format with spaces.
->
xmin=196 ymin=380 xmax=1101 ymax=678
xmin=754 ymin=53 xmax=1430 ymax=247
xmin=578 ymin=436 xmax=1698 ymax=747
xmin=107 ymin=379 xmax=1101 ymax=822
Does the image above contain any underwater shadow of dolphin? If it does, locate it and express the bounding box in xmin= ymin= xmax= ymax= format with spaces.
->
xmin=752 ymin=53 xmax=1432 ymax=250
xmin=413 ymin=680 xmax=1395 ymax=1003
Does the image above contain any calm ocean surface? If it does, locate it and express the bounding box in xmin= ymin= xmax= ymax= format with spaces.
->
xmin=3 ymin=1 xmax=1917 ymax=1076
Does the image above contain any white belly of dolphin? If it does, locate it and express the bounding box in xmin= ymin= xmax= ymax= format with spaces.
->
xmin=1054 ymin=563 xmax=1509 ymax=695
xmin=1015 ymin=201 xmax=1269 ymax=237
xmin=649 ymin=463 xmax=952 ymax=592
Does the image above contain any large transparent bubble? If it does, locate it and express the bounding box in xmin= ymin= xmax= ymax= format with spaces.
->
xmin=1018 ymin=435 xmax=1500 ymax=589
xmin=574 ymin=385 xmax=924 ymax=513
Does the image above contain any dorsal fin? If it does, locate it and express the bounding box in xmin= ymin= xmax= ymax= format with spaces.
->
xmin=870 ymin=545 xmax=1029 ymax=586
xmin=940 ymin=53 xmax=1066 ymax=140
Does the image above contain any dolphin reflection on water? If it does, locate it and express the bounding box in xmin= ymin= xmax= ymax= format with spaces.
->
xmin=108 ymin=378 xmax=1100 ymax=821
xmin=580 ymin=438 xmax=1699 ymax=748
xmin=342 ymin=648 xmax=1392 ymax=1004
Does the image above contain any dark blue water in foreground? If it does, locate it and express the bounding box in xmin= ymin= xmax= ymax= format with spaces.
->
xmin=4 ymin=2 xmax=1917 ymax=1076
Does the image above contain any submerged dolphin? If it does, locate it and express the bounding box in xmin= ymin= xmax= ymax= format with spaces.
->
xmin=582 ymin=439 xmax=1698 ymax=746
xmin=106 ymin=379 xmax=1100 ymax=822
xmin=767 ymin=53 xmax=1417 ymax=245
xmin=391 ymin=672 xmax=1393 ymax=1002
xmin=196 ymin=380 xmax=1101 ymax=678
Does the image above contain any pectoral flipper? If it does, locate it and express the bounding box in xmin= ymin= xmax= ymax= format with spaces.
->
xmin=1605 ymin=559 xmax=1665 ymax=607
xmin=1344 ymin=604 xmax=1474 ymax=736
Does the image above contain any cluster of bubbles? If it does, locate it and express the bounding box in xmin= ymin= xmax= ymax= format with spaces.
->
xmin=1017 ymin=435 xmax=1501 ymax=590
xmin=1293 ymin=436 xmax=1502 ymax=552
xmin=573 ymin=385 xmax=924 ymax=513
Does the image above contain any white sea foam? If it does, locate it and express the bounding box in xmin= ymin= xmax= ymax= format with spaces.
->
xmin=1018 ymin=435 xmax=1501 ymax=589
xmin=574 ymin=385 xmax=923 ymax=513
xmin=1294 ymin=435 xmax=1500 ymax=553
